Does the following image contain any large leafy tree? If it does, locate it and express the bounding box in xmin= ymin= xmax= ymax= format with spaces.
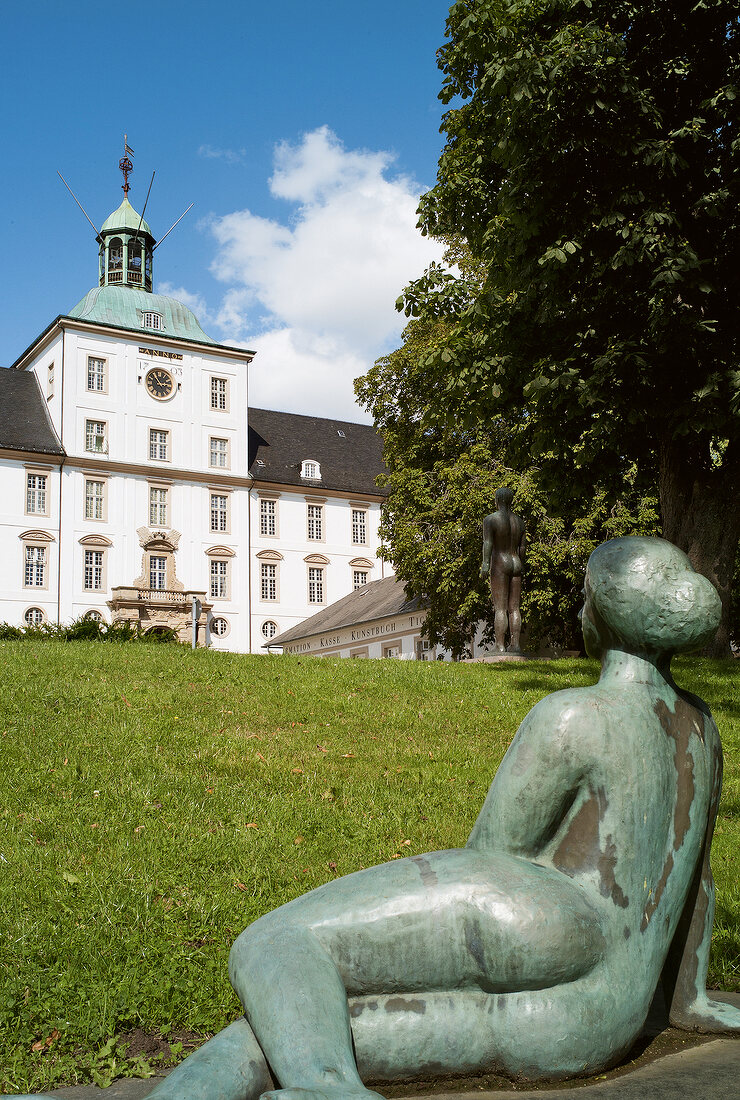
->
xmin=398 ymin=0 xmax=739 ymax=655
xmin=358 ymin=310 xmax=659 ymax=657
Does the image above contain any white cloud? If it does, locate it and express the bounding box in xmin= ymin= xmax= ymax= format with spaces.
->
xmin=247 ymin=328 xmax=371 ymax=422
xmin=157 ymin=283 xmax=213 ymax=326
xmin=197 ymin=144 xmax=247 ymax=165
xmin=205 ymin=126 xmax=445 ymax=420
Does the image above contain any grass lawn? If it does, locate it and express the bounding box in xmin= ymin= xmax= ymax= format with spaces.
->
xmin=1 ymin=641 xmax=738 ymax=1092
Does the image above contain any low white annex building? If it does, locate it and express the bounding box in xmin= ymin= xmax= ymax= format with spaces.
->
xmin=0 ymin=169 xmax=387 ymax=652
xmin=270 ymin=575 xmax=442 ymax=660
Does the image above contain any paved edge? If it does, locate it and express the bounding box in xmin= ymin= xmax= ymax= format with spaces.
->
xmin=25 ymin=993 xmax=740 ymax=1100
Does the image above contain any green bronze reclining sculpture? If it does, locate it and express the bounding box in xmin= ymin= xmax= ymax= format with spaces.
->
xmin=20 ymin=537 xmax=739 ymax=1099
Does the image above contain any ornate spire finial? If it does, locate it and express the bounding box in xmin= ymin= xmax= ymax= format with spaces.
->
xmin=119 ymin=134 xmax=134 ymax=195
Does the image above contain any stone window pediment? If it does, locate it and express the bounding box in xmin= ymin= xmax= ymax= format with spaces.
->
xmin=20 ymin=529 xmax=56 ymax=543
xmin=79 ymin=534 xmax=113 ymax=548
xmin=304 ymin=553 xmax=329 ymax=565
xmin=137 ymin=526 xmax=181 ymax=552
xmin=206 ymin=545 xmax=236 ymax=558
xmin=256 ymin=549 xmax=283 ymax=561
xmin=349 ymin=557 xmax=373 ymax=569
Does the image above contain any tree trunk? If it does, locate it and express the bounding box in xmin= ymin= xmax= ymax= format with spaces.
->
xmin=659 ymin=435 xmax=740 ymax=658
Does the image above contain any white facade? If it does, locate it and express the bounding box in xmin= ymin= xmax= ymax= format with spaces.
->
xmin=250 ymin=488 xmax=384 ymax=652
xmin=4 ymin=317 xmax=253 ymax=648
xmin=2 ymin=315 xmax=387 ymax=652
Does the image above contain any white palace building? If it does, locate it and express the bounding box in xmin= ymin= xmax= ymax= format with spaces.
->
xmin=0 ymin=173 xmax=389 ymax=653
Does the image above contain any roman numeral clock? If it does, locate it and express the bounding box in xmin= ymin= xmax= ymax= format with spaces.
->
xmin=145 ymin=367 xmax=174 ymax=399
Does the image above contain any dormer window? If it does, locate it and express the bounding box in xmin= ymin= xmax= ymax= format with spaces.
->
xmin=301 ymin=459 xmax=321 ymax=480
xmin=142 ymin=311 xmax=163 ymax=331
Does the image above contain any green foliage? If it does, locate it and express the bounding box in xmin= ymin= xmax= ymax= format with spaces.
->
xmin=413 ymin=0 xmax=739 ymax=453
xmin=0 ymin=617 xmax=181 ymax=644
xmin=389 ymin=0 xmax=739 ymax=650
xmin=0 ymin=642 xmax=738 ymax=1091
xmin=358 ymin=309 xmax=660 ymax=656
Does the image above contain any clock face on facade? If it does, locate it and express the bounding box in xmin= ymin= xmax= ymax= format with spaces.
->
xmin=145 ymin=368 xmax=174 ymax=400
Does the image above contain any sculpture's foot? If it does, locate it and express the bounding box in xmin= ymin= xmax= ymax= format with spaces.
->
xmin=670 ymin=996 xmax=740 ymax=1033
xmin=260 ymin=1088 xmax=385 ymax=1100
xmin=506 ymin=644 xmax=522 ymax=655
xmin=493 ymin=643 xmax=506 ymax=654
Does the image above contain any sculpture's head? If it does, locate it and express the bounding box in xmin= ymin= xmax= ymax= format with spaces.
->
xmin=582 ymin=537 xmax=720 ymax=660
xmin=495 ymin=486 xmax=514 ymax=508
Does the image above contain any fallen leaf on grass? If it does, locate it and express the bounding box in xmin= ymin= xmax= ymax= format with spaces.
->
xmin=291 ymin=767 xmax=303 ymax=774
xmin=316 ymin=744 xmax=328 ymax=753
xmin=294 ymin=836 xmax=303 ymax=845
xmin=31 ymin=1028 xmax=60 ymax=1053
xmin=121 ymin=694 xmax=132 ymax=707
xmin=341 ymin=753 xmax=355 ymax=759
xmin=328 ymin=861 xmax=337 ymax=872
xmin=245 ymin=822 xmax=258 ymax=829
xmin=234 ymin=882 xmax=247 ymax=891
xmin=256 ymin=752 xmax=267 ymax=763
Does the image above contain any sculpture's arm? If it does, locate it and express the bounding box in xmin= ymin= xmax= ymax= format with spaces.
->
xmin=662 ymin=724 xmax=740 ymax=1033
xmin=480 ymin=518 xmax=494 ymax=579
xmin=518 ymin=529 xmax=526 ymax=569
xmin=466 ymin=694 xmax=587 ymax=855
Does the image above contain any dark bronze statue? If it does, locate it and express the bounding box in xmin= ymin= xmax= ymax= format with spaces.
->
xmin=480 ymin=487 xmax=526 ymax=654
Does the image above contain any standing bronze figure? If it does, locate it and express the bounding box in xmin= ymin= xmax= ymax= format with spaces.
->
xmin=480 ymin=487 xmax=526 ymax=654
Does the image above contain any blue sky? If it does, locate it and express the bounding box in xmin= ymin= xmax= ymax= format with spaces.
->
xmin=2 ymin=1 xmax=454 ymax=420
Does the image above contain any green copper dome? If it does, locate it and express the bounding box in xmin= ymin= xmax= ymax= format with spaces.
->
xmin=69 ymin=286 xmax=216 ymax=344
xmin=101 ymin=196 xmax=152 ymax=238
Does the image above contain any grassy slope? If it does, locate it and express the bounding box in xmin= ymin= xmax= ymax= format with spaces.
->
xmin=0 ymin=642 xmax=737 ymax=1091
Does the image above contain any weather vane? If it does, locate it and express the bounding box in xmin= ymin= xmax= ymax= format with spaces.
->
xmin=119 ymin=134 xmax=134 ymax=195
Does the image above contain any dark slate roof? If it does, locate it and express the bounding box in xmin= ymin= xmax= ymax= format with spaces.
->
xmin=269 ymin=574 xmax=425 ymax=647
xmin=0 ymin=369 xmax=64 ymax=455
xmin=248 ymin=407 xmax=387 ymax=496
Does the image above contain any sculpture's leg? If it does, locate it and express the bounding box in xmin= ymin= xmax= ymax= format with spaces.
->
xmin=145 ymin=1017 xmax=273 ymax=1100
xmin=491 ymin=572 xmax=509 ymax=653
xmin=507 ymin=576 xmax=522 ymax=653
xmin=229 ymin=921 xmax=384 ymax=1100
xmin=662 ymin=730 xmax=740 ymax=1032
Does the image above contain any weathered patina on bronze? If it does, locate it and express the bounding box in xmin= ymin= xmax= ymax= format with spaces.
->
xmin=87 ymin=538 xmax=737 ymax=1100
xmin=479 ymin=487 xmax=526 ymax=654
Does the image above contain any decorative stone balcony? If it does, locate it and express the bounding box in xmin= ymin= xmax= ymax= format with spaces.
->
xmin=108 ymin=586 xmax=211 ymax=644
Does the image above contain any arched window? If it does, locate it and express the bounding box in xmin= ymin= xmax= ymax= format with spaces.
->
xmin=108 ymin=237 xmax=123 ymax=280
xmin=128 ymin=238 xmax=143 ymax=284
xmin=301 ymin=459 xmax=321 ymax=480
xmin=261 ymin=620 xmax=278 ymax=640
xmin=24 ymin=607 xmax=44 ymax=626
